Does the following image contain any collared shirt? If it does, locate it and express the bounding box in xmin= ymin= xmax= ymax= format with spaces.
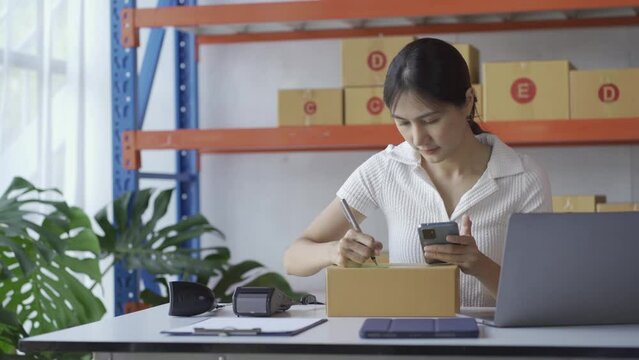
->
xmin=336 ymin=133 xmax=552 ymax=307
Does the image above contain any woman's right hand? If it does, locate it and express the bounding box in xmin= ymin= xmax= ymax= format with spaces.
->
xmin=333 ymin=229 xmax=383 ymax=267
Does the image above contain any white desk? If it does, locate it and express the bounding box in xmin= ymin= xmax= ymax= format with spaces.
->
xmin=19 ymin=304 xmax=639 ymax=359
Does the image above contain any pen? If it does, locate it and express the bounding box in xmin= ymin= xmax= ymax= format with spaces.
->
xmin=193 ymin=327 xmax=260 ymax=336
xmin=339 ymin=198 xmax=378 ymax=266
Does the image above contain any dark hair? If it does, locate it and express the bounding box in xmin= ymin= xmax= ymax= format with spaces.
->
xmin=383 ymin=37 xmax=484 ymax=135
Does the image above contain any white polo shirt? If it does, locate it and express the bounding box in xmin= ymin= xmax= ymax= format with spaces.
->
xmin=336 ymin=133 xmax=552 ymax=307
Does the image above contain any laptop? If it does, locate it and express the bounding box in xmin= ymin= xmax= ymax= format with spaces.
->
xmin=472 ymin=212 xmax=639 ymax=327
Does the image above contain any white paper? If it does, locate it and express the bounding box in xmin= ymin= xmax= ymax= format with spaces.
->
xmin=163 ymin=317 xmax=326 ymax=335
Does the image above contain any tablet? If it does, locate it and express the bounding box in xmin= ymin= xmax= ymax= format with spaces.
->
xmin=359 ymin=318 xmax=479 ymax=338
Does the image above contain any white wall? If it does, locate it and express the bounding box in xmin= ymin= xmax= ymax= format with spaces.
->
xmin=78 ymin=2 xmax=639 ymax=303
xmin=82 ymin=0 xmax=114 ymax=317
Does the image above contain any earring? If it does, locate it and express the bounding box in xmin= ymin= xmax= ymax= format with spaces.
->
xmin=468 ymin=100 xmax=477 ymax=121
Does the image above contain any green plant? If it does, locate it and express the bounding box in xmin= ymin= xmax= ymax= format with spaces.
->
xmin=0 ymin=305 xmax=26 ymax=354
xmin=141 ymin=248 xmax=306 ymax=306
xmin=0 ymin=178 xmax=304 ymax=355
xmin=95 ymin=188 xmax=303 ymax=309
xmin=0 ymin=177 xmax=105 ymax=354
xmin=200 ymin=249 xmax=307 ymax=303
xmin=94 ymin=188 xmax=224 ymax=284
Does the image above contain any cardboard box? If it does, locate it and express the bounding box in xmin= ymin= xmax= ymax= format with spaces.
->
xmin=344 ymin=87 xmax=393 ymax=125
xmin=553 ymin=195 xmax=606 ymax=213
xmin=453 ymin=44 xmax=480 ymax=84
xmin=596 ymin=203 xmax=639 ymax=212
xmin=342 ymin=36 xmax=413 ymax=87
xmin=326 ymin=265 xmax=459 ymax=317
xmin=472 ymin=84 xmax=483 ymax=119
xmin=484 ymin=60 xmax=573 ymax=121
xmin=278 ymin=89 xmax=343 ymax=126
xmin=570 ymin=68 xmax=639 ymax=119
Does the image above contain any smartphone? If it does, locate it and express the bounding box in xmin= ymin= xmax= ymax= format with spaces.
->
xmin=418 ymin=221 xmax=459 ymax=264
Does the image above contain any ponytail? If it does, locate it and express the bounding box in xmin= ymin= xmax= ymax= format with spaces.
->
xmin=467 ymin=98 xmax=485 ymax=135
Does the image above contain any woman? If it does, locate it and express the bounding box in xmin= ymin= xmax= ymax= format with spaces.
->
xmin=283 ymin=37 xmax=551 ymax=307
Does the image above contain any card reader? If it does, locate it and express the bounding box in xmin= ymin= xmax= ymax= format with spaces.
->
xmin=233 ymin=286 xmax=322 ymax=317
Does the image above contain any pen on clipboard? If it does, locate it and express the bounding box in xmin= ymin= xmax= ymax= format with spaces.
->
xmin=339 ymin=198 xmax=378 ymax=266
xmin=193 ymin=327 xmax=260 ymax=336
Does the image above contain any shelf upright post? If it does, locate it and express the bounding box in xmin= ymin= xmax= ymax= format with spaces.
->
xmin=175 ymin=0 xmax=201 ymax=254
xmin=111 ymin=0 xmax=140 ymax=316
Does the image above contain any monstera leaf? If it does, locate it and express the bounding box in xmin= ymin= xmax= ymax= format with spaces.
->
xmin=0 ymin=177 xmax=105 ymax=353
xmin=94 ymin=188 xmax=225 ymax=279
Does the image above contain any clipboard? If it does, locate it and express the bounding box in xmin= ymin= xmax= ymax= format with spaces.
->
xmin=162 ymin=317 xmax=327 ymax=337
xmin=359 ymin=317 xmax=479 ymax=339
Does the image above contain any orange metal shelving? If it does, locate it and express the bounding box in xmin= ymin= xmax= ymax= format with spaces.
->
xmin=127 ymin=0 xmax=639 ymax=28
xmin=118 ymin=0 xmax=639 ymax=170
xmin=197 ymin=16 xmax=639 ymax=44
xmin=122 ymin=118 xmax=639 ymax=169
xmin=121 ymin=0 xmax=639 ymax=47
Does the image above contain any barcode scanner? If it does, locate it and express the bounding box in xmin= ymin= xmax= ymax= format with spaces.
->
xmin=168 ymin=281 xmax=219 ymax=317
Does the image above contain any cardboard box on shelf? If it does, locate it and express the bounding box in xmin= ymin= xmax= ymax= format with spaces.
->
xmin=484 ymin=60 xmax=573 ymax=121
xmin=570 ymin=68 xmax=639 ymax=119
xmin=344 ymin=87 xmax=393 ymax=125
xmin=453 ymin=44 xmax=480 ymax=84
xmin=326 ymin=264 xmax=459 ymax=317
xmin=596 ymin=203 xmax=639 ymax=212
xmin=472 ymin=84 xmax=483 ymax=120
xmin=278 ymin=89 xmax=343 ymax=126
xmin=342 ymin=36 xmax=413 ymax=87
xmin=552 ymin=195 xmax=606 ymax=213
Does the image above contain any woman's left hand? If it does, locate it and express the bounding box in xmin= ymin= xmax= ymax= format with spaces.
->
xmin=423 ymin=214 xmax=488 ymax=276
